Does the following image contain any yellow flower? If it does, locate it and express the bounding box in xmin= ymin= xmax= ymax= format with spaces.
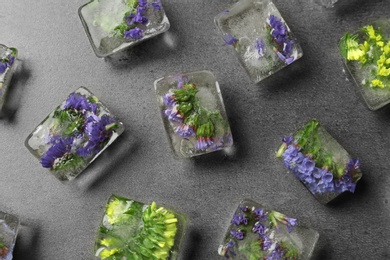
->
xmin=100 ymin=238 xmax=113 ymax=247
xmin=377 ymin=41 xmax=384 ymax=47
xmin=347 ymin=48 xmax=364 ymax=61
xmin=386 ymin=58 xmax=390 ymax=65
xmin=359 ymin=41 xmax=370 ymax=53
xmin=378 ymin=66 xmax=390 ymax=77
xmin=106 ymin=198 xmax=131 ymax=224
xmin=376 ymin=35 xmax=382 ymax=42
xmin=99 ymin=249 xmax=119 ymax=259
xmin=377 ymin=55 xmax=386 ymax=67
xmin=384 ymin=43 xmax=390 ymax=54
xmin=365 ymin=25 xmax=376 ymax=39
xmin=372 ymin=79 xmax=385 ymax=88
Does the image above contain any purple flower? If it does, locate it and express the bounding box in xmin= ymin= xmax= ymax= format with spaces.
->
xmin=252 ymin=222 xmax=266 ymax=235
xmin=40 ymin=137 xmax=74 ymax=168
xmin=239 ymin=206 xmax=250 ymax=212
xmin=133 ymin=13 xmax=148 ymax=25
xmin=298 ymin=157 xmax=316 ymax=176
xmin=0 ymin=62 xmax=7 ymax=74
xmin=164 ymin=107 xmax=183 ymax=123
xmin=138 ymin=0 xmax=148 ymax=7
xmin=347 ymin=159 xmax=360 ymax=173
xmin=124 ymin=28 xmax=144 ymax=40
xmin=63 ymin=93 xmax=94 ymax=113
xmin=286 ymin=217 xmax=298 ymax=232
xmin=224 ymin=33 xmax=238 ymax=46
xmin=125 ymin=13 xmax=136 ymax=25
xmin=163 ymin=93 xmax=176 ymax=107
xmin=262 ymin=235 xmax=272 ymax=250
xmin=177 ymin=75 xmax=189 ymax=89
xmin=231 ymin=213 xmax=249 ymax=226
xmin=254 ymin=38 xmax=265 ymax=58
xmin=7 ymin=55 xmax=15 ymax=66
xmin=194 ymin=137 xmax=213 ymax=151
xmin=253 ymin=208 xmax=267 ymax=220
xmin=175 ymin=124 xmax=195 ymax=138
xmin=226 ymin=240 xmax=235 ymax=248
xmin=76 ymin=114 xmax=117 ymax=157
xmin=276 ymin=51 xmax=295 ymax=65
xmin=337 ymin=173 xmax=356 ymax=193
xmin=137 ymin=5 xmax=147 ymax=16
xmin=151 ymin=1 xmax=161 ymax=10
xmin=230 ymin=229 xmax=244 ymax=240
xmin=283 ymin=40 xmax=293 ymax=57
xmin=282 ymin=136 xmax=294 ymax=144
xmin=266 ymin=243 xmax=285 ymax=260
xmin=322 ymin=170 xmax=333 ymax=183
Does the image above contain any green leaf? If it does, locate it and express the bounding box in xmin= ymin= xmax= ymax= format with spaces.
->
xmin=339 ymin=33 xmax=350 ymax=60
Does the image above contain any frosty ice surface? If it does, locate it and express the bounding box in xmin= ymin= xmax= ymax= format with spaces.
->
xmin=276 ymin=119 xmax=362 ymax=204
xmin=215 ymin=0 xmax=303 ymax=83
xmin=155 ymin=71 xmax=233 ymax=158
xmin=0 ymin=211 xmax=19 ymax=260
xmin=25 ymin=87 xmax=124 ymax=182
xmin=218 ymin=200 xmax=319 ymax=259
xmin=340 ymin=19 xmax=390 ymax=110
xmin=313 ymin=0 xmax=338 ymax=8
xmin=79 ymin=0 xmax=170 ymax=57
xmin=94 ymin=195 xmax=188 ymax=260
xmin=0 ymin=44 xmax=18 ymax=112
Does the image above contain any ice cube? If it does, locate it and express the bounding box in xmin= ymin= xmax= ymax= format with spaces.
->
xmin=25 ymin=87 xmax=125 ymax=182
xmin=276 ymin=119 xmax=362 ymax=204
xmin=94 ymin=195 xmax=188 ymax=260
xmin=155 ymin=71 xmax=233 ymax=158
xmin=218 ymin=199 xmax=319 ymax=259
xmin=0 ymin=211 xmax=19 ymax=260
xmin=313 ymin=0 xmax=338 ymax=8
xmin=340 ymin=19 xmax=390 ymax=110
xmin=79 ymin=0 xmax=170 ymax=57
xmin=0 ymin=44 xmax=18 ymax=112
xmin=215 ymin=0 xmax=303 ymax=83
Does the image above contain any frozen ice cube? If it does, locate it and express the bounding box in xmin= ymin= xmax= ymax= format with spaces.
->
xmin=340 ymin=19 xmax=390 ymax=110
xmin=215 ymin=0 xmax=303 ymax=83
xmin=25 ymin=87 xmax=124 ymax=182
xmin=0 ymin=211 xmax=19 ymax=260
xmin=0 ymin=44 xmax=18 ymax=112
xmin=94 ymin=195 xmax=188 ymax=260
xmin=155 ymin=71 xmax=233 ymax=158
xmin=79 ymin=0 xmax=170 ymax=57
xmin=218 ymin=199 xmax=319 ymax=259
xmin=276 ymin=119 xmax=362 ymax=204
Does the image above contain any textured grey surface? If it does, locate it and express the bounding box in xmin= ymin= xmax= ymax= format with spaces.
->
xmin=0 ymin=0 xmax=389 ymax=259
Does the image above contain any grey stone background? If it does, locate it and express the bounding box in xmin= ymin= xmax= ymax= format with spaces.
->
xmin=1 ymin=0 xmax=389 ymax=259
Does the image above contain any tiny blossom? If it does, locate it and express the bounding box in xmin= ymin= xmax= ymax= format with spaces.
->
xmin=124 ymin=28 xmax=144 ymax=40
xmin=231 ymin=213 xmax=249 ymax=226
xmin=255 ymin=38 xmax=265 ymax=58
xmin=151 ymin=1 xmax=161 ymax=10
xmin=282 ymin=136 xmax=294 ymax=144
xmin=194 ymin=137 xmax=213 ymax=151
xmin=230 ymin=229 xmax=244 ymax=240
xmin=252 ymin=222 xmax=266 ymax=235
xmin=40 ymin=137 xmax=74 ymax=168
xmin=224 ymin=33 xmax=238 ymax=46
xmin=175 ymin=124 xmax=195 ymax=138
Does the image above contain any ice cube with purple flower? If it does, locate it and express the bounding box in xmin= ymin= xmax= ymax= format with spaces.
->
xmin=0 ymin=211 xmax=19 ymax=260
xmin=155 ymin=71 xmax=233 ymax=158
xmin=25 ymin=87 xmax=124 ymax=182
xmin=79 ymin=0 xmax=170 ymax=57
xmin=276 ymin=119 xmax=363 ymax=204
xmin=0 ymin=44 xmax=18 ymax=112
xmin=215 ymin=0 xmax=303 ymax=83
xmin=218 ymin=199 xmax=319 ymax=259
